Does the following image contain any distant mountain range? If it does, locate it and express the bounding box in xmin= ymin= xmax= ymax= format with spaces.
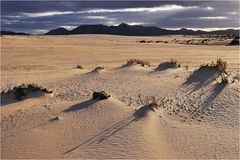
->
xmin=45 ymin=23 xmax=239 ymax=36
xmin=1 ymin=31 xmax=30 ymax=35
xmin=1 ymin=23 xmax=239 ymax=36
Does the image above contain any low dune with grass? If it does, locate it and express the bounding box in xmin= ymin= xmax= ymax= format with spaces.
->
xmin=1 ymin=34 xmax=239 ymax=159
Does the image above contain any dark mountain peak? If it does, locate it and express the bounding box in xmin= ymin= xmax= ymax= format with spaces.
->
xmin=118 ymin=23 xmax=130 ymax=27
xmin=179 ymin=28 xmax=189 ymax=31
xmin=225 ymin=29 xmax=235 ymax=31
xmin=56 ymin=27 xmax=68 ymax=31
xmin=70 ymin=24 xmax=110 ymax=34
xmin=1 ymin=31 xmax=30 ymax=35
xmin=76 ymin=24 xmax=104 ymax=28
xmin=46 ymin=27 xmax=69 ymax=35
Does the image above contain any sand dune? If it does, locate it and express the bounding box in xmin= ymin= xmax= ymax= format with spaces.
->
xmin=1 ymin=35 xmax=239 ymax=159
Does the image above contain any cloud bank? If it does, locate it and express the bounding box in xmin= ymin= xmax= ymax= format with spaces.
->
xmin=1 ymin=1 xmax=239 ymax=34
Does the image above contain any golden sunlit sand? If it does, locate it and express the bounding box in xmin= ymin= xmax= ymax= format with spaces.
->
xmin=1 ymin=35 xmax=239 ymax=159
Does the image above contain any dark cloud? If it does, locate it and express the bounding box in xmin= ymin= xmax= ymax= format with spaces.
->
xmin=1 ymin=1 xmax=239 ymax=34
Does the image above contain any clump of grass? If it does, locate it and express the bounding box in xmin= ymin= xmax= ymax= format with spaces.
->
xmin=76 ymin=65 xmax=83 ymax=69
xmin=197 ymin=58 xmax=227 ymax=72
xmin=170 ymin=58 xmax=181 ymax=68
xmin=215 ymin=58 xmax=227 ymax=71
xmin=94 ymin=66 xmax=105 ymax=72
xmin=138 ymin=94 xmax=159 ymax=109
xmin=126 ymin=58 xmax=150 ymax=67
xmin=148 ymin=97 xmax=159 ymax=109
xmin=147 ymin=40 xmax=153 ymax=43
xmin=1 ymin=83 xmax=53 ymax=100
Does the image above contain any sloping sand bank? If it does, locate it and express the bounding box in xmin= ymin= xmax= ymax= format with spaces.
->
xmin=1 ymin=35 xmax=239 ymax=159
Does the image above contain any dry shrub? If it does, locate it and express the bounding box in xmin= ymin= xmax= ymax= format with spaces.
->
xmin=139 ymin=40 xmax=146 ymax=43
xmin=216 ymin=58 xmax=227 ymax=71
xmin=197 ymin=58 xmax=227 ymax=72
xmin=127 ymin=58 xmax=150 ymax=67
xmin=138 ymin=94 xmax=159 ymax=109
xmin=170 ymin=58 xmax=181 ymax=68
xmin=94 ymin=66 xmax=104 ymax=71
xmin=76 ymin=65 xmax=83 ymax=69
xmin=2 ymin=83 xmax=53 ymax=100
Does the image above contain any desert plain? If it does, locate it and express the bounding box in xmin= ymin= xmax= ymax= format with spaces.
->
xmin=1 ymin=34 xmax=239 ymax=159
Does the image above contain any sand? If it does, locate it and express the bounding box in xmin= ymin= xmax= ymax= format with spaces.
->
xmin=1 ymin=34 xmax=239 ymax=159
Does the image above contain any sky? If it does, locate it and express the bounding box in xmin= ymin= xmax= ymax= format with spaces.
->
xmin=1 ymin=1 xmax=239 ymax=34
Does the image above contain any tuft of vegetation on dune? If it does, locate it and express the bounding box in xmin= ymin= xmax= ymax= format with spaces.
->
xmin=94 ymin=66 xmax=105 ymax=72
xmin=1 ymin=83 xmax=53 ymax=100
xmin=126 ymin=58 xmax=150 ymax=67
xmin=195 ymin=58 xmax=234 ymax=84
xmin=196 ymin=58 xmax=227 ymax=73
xmin=76 ymin=65 xmax=84 ymax=69
xmin=169 ymin=58 xmax=181 ymax=68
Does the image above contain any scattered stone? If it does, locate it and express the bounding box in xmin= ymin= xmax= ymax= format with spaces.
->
xmin=92 ymin=91 xmax=110 ymax=100
xmin=229 ymin=36 xmax=239 ymax=45
xmin=49 ymin=116 xmax=61 ymax=122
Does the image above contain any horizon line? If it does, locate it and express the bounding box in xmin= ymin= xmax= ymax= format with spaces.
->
xmin=2 ymin=23 xmax=239 ymax=35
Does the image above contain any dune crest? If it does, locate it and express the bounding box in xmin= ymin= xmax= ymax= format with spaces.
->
xmin=1 ymin=35 xmax=239 ymax=159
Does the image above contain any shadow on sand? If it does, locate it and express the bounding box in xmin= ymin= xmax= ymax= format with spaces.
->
xmin=63 ymin=99 xmax=98 ymax=112
xmin=63 ymin=104 xmax=154 ymax=155
xmin=202 ymin=82 xmax=227 ymax=106
xmin=190 ymin=82 xmax=227 ymax=117
xmin=182 ymin=68 xmax=220 ymax=92
xmin=1 ymin=95 xmax=19 ymax=106
xmin=1 ymin=92 xmax=45 ymax=106
xmin=114 ymin=63 xmax=144 ymax=70
xmin=154 ymin=62 xmax=176 ymax=72
xmin=120 ymin=63 xmax=133 ymax=68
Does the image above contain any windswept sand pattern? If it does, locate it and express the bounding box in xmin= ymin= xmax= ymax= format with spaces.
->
xmin=1 ymin=35 xmax=239 ymax=159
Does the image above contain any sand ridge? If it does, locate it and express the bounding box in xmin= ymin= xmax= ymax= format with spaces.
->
xmin=1 ymin=35 xmax=239 ymax=159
